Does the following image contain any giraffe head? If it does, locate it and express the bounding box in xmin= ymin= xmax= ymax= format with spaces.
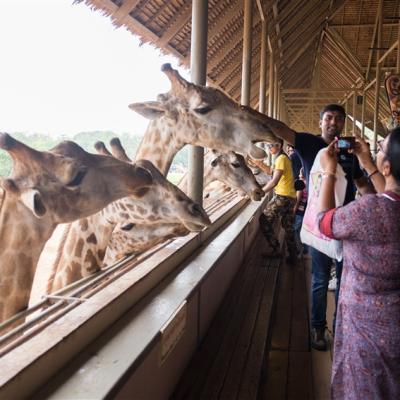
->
xmin=136 ymin=63 xmax=278 ymax=160
xmin=96 ymin=140 xmax=211 ymax=232
xmin=206 ymin=151 xmax=264 ymax=201
xmin=0 ymin=133 xmax=153 ymax=224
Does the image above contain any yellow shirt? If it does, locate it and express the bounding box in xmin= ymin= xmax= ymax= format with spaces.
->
xmin=273 ymin=154 xmax=296 ymax=198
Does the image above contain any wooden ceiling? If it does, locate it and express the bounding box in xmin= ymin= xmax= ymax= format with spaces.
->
xmin=80 ymin=0 xmax=400 ymax=136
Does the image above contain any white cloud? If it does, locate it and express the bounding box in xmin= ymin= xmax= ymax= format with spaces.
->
xmin=0 ymin=0 xmax=188 ymax=137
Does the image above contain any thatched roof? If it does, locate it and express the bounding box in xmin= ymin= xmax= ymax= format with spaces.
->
xmin=78 ymin=0 xmax=400 ymax=136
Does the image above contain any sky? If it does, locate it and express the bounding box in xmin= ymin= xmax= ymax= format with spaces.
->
xmin=0 ymin=0 xmax=189 ymax=137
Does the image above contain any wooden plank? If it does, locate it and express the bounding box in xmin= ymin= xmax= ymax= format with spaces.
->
xmin=290 ymin=260 xmax=310 ymax=352
xmin=287 ymin=351 xmax=313 ymax=400
xmin=237 ymin=262 xmax=279 ymax=399
xmin=172 ymin=235 xmax=265 ymax=399
xmin=269 ymin=260 xmax=293 ymax=351
xmin=217 ymin=262 xmax=275 ymax=399
xmin=259 ymin=350 xmax=288 ymax=400
xmin=199 ymin=257 xmax=267 ymax=398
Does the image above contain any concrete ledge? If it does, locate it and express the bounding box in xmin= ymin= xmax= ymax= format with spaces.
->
xmin=32 ymin=198 xmax=266 ymax=399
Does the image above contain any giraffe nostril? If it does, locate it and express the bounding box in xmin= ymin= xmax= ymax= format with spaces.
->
xmin=190 ymin=203 xmax=205 ymax=217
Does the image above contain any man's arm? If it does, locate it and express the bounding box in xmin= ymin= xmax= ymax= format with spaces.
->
xmin=263 ymin=169 xmax=283 ymax=193
xmin=263 ymin=116 xmax=296 ymax=145
xmin=249 ymin=158 xmax=273 ymax=175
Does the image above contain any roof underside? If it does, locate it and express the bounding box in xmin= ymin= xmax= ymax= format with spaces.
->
xmin=80 ymin=0 xmax=400 ymax=136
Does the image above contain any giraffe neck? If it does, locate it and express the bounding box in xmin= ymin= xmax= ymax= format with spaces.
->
xmin=178 ymin=150 xmax=215 ymax=193
xmin=135 ymin=117 xmax=186 ymax=175
xmin=0 ymin=196 xmax=55 ymax=322
xmin=47 ymin=209 xmax=116 ymax=293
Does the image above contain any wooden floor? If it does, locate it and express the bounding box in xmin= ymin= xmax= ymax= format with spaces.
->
xmin=172 ymin=232 xmax=335 ymax=400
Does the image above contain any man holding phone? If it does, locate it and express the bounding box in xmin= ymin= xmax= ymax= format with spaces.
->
xmin=260 ymin=104 xmax=372 ymax=351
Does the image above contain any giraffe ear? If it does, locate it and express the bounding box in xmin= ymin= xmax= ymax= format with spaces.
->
xmin=20 ymin=189 xmax=47 ymax=218
xmin=129 ymin=101 xmax=166 ymax=120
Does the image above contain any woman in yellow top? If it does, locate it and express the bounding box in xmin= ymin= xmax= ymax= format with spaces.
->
xmin=258 ymin=138 xmax=298 ymax=264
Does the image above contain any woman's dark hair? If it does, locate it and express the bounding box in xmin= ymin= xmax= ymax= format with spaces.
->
xmin=387 ymin=127 xmax=400 ymax=183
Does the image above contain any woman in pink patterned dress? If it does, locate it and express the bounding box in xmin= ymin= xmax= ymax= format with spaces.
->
xmin=317 ymin=129 xmax=400 ymax=399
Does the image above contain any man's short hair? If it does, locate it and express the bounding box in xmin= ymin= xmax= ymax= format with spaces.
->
xmin=319 ymin=104 xmax=346 ymax=120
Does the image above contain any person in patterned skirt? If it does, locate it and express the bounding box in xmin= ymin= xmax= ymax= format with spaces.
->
xmin=317 ymin=129 xmax=400 ymax=399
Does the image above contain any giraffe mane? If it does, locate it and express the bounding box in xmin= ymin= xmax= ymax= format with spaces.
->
xmin=45 ymin=223 xmax=73 ymax=294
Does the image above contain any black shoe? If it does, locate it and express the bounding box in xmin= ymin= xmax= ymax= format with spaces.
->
xmin=311 ymin=327 xmax=327 ymax=351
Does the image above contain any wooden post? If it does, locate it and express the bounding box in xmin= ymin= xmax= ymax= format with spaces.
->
xmin=344 ymin=100 xmax=348 ymax=135
xmin=268 ymin=45 xmax=274 ymax=117
xmin=373 ymin=0 xmax=383 ymax=153
xmin=259 ymin=19 xmax=267 ymax=113
xmin=274 ymin=65 xmax=278 ymax=118
xmin=188 ymin=0 xmax=208 ymax=204
xmin=398 ymin=8 xmax=400 ymax=73
xmin=241 ymin=0 xmax=253 ymax=106
xmin=361 ymin=88 xmax=366 ymax=138
xmin=352 ymin=91 xmax=356 ymax=135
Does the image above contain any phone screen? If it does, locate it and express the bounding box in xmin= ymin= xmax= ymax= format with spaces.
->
xmin=337 ymin=137 xmax=354 ymax=149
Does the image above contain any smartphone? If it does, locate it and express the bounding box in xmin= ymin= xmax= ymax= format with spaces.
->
xmin=336 ymin=137 xmax=355 ymax=150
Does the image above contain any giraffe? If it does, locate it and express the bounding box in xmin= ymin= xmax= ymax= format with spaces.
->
xmin=47 ymin=62 xmax=279 ymax=293
xmin=46 ymin=155 xmax=210 ymax=293
xmin=129 ymin=63 xmax=279 ymax=175
xmin=103 ymin=141 xmax=263 ymax=265
xmin=0 ymin=133 xmax=154 ymax=323
xmin=178 ymin=150 xmax=264 ymax=201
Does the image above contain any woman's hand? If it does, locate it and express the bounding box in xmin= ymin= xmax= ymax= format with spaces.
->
xmin=320 ymin=139 xmax=338 ymax=173
xmin=350 ymin=133 xmax=374 ymax=169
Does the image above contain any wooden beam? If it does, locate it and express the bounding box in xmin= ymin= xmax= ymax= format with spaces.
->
xmin=158 ymin=5 xmax=192 ymax=46
xmin=112 ymin=0 xmax=141 ymax=22
xmin=325 ymin=27 xmax=364 ymax=77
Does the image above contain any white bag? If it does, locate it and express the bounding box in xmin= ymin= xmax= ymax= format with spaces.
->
xmin=300 ymin=149 xmax=347 ymax=261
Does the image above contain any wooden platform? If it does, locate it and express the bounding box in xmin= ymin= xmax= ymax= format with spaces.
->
xmin=172 ymin=232 xmax=335 ymax=400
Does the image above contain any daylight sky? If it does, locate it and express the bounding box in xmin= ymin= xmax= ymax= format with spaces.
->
xmin=0 ymin=0 xmax=189 ymax=137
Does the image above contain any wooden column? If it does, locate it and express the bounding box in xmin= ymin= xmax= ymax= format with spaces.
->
xmin=259 ymin=19 xmax=267 ymax=113
xmin=241 ymin=0 xmax=253 ymax=106
xmin=273 ymin=66 xmax=278 ymax=118
xmin=268 ymin=46 xmax=274 ymax=117
xmin=398 ymin=10 xmax=400 ymax=73
xmin=344 ymin=100 xmax=348 ymax=135
xmin=361 ymin=89 xmax=366 ymax=138
xmin=373 ymin=0 xmax=383 ymax=153
xmin=189 ymin=0 xmax=208 ymax=204
xmin=352 ymin=91 xmax=356 ymax=135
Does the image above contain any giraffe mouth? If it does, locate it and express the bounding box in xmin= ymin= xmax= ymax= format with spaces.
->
xmin=182 ymin=220 xmax=209 ymax=232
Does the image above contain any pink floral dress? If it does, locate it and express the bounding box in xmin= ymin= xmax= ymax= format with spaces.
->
xmin=318 ymin=192 xmax=400 ymax=400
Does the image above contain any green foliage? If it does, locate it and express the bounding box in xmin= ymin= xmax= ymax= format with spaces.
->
xmin=0 ymin=131 xmax=189 ymax=177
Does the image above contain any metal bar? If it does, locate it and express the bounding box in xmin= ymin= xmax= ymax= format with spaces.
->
xmin=188 ymin=0 xmax=208 ymax=205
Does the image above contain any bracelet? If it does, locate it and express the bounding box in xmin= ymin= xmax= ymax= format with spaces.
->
xmin=322 ymin=171 xmax=336 ymax=178
xmin=368 ymin=169 xmax=379 ymax=179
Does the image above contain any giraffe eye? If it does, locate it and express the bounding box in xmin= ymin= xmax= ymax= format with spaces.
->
xmin=66 ymin=168 xmax=87 ymax=187
xmin=194 ymin=106 xmax=212 ymax=115
xmin=231 ymin=162 xmax=241 ymax=168
xmin=121 ymin=223 xmax=135 ymax=231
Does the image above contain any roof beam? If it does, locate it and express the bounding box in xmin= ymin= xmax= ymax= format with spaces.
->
xmin=158 ymin=5 xmax=192 ymax=46
xmin=112 ymin=0 xmax=141 ymax=22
